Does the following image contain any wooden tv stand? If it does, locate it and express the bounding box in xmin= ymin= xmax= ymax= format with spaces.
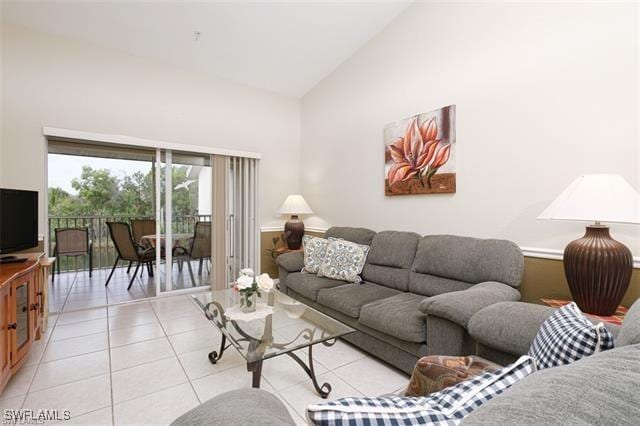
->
xmin=0 ymin=252 xmax=45 ymax=395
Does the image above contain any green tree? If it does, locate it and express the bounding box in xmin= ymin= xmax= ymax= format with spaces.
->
xmin=49 ymin=164 xmax=199 ymax=217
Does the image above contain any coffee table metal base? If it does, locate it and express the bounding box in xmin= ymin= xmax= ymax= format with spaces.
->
xmin=208 ymin=336 xmax=335 ymax=399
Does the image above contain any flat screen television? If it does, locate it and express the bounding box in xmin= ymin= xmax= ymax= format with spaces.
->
xmin=0 ymin=188 xmax=38 ymax=255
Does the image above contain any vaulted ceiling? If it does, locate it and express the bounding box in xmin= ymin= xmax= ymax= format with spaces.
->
xmin=2 ymin=1 xmax=411 ymax=97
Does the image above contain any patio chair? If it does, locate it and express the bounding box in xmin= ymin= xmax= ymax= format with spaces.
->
xmin=52 ymin=228 xmax=93 ymax=283
xmin=174 ymin=221 xmax=211 ymax=286
xmin=105 ymin=222 xmax=155 ymax=290
xmin=130 ymin=218 xmax=156 ymax=272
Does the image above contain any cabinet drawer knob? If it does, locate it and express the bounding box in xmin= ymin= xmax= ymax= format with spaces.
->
xmin=7 ymin=323 xmax=17 ymax=330
xmin=30 ymin=303 xmax=40 ymax=311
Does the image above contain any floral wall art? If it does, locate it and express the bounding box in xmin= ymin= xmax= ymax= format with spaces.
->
xmin=384 ymin=105 xmax=456 ymax=195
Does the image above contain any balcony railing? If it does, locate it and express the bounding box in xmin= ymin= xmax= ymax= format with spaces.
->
xmin=48 ymin=215 xmax=211 ymax=273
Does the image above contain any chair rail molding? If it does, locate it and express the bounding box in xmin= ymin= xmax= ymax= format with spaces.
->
xmin=259 ymin=226 xmax=640 ymax=268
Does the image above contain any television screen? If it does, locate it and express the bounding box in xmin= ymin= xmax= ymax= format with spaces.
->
xmin=0 ymin=189 xmax=38 ymax=254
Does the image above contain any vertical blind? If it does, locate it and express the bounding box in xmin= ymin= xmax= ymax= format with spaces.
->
xmin=227 ymin=156 xmax=259 ymax=281
xmin=211 ymin=155 xmax=259 ymax=287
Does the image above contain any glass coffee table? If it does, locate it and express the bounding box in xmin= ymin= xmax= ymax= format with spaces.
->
xmin=191 ymin=289 xmax=354 ymax=398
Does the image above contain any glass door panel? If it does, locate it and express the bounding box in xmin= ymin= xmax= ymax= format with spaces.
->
xmin=156 ymin=149 xmax=212 ymax=295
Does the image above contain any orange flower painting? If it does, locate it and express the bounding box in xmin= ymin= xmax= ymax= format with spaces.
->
xmin=384 ymin=105 xmax=456 ymax=195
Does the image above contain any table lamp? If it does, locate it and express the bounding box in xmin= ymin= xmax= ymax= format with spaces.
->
xmin=538 ymin=174 xmax=639 ymax=315
xmin=277 ymin=194 xmax=313 ymax=250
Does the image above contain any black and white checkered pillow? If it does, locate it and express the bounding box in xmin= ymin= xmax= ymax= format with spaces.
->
xmin=528 ymin=302 xmax=614 ymax=370
xmin=307 ymin=356 xmax=536 ymax=425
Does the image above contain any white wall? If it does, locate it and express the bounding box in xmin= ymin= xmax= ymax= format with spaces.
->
xmin=301 ymin=2 xmax=640 ymax=255
xmin=1 ymin=24 xmax=300 ymax=233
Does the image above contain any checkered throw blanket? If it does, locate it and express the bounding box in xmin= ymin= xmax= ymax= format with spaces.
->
xmin=529 ymin=302 xmax=615 ymax=370
xmin=307 ymin=355 xmax=536 ymax=425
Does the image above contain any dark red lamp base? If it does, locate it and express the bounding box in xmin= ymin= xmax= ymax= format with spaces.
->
xmin=283 ymin=215 xmax=305 ymax=250
xmin=564 ymin=225 xmax=633 ymax=316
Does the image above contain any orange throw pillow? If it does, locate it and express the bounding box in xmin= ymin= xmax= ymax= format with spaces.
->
xmin=404 ymin=355 xmax=501 ymax=397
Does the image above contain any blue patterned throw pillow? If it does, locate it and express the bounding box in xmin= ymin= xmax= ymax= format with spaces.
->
xmin=528 ymin=302 xmax=614 ymax=370
xmin=307 ymin=356 xmax=536 ymax=425
xmin=317 ymin=238 xmax=370 ymax=283
xmin=302 ymin=235 xmax=331 ymax=274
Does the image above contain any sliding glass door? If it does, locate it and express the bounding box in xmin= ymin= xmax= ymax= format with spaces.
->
xmin=155 ymin=149 xmax=212 ymax=295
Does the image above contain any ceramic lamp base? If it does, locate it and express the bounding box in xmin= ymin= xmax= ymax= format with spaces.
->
xmin=563 ymin=225 xmax=633 ymax=316
xmin=284 ymin=215 xmax=305 ymax=250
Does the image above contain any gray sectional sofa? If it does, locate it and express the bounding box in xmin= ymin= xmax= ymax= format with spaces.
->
xmin=172 ymin=299 xmax=640 ymax=425
xmin=276 ymin=226 xmax=524 ymax=374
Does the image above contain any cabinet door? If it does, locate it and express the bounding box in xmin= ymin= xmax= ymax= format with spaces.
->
xmin=0 ymin=284 xmax=11 ymax=393
xmin=10 ymin=272 xmax=34 ymax=367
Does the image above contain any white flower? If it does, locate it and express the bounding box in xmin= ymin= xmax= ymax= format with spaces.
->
xmin=236 ymin=275 xmax=254 ymax=290
xmin=256 ymin=273 xmax=274 ymax=291
xmin=239 ymin=268 xmax=255 ymax=277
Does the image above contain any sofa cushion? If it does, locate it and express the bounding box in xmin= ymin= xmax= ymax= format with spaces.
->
xmin=317 ymin=283 xmax=400 ymax=318
xmin=324 ymin=226 xmax=376 ymax=246
xmin=366 ymin=231 xmax=420 ymax=269
xmin=359 ymin=293 xmax=427 ymax=343
xmin=360 ymin=231 xmax=419 ymax=291
xmin=171 ymin=388 xmax=295 ymax=426
xmin=617 ymin=298 xmax=640 ymax=347
xmin=362 ymin=264 xmax=410 ymax=291
xmin=285 ymin=272 xmax=346 ymax=301
xmin=462 ymin=344 xmax=640 ymax=425
xmin=412 ymin=235 xmax=523 ymax=288
xmin=408 ymin=271 xmax=473 ymax=297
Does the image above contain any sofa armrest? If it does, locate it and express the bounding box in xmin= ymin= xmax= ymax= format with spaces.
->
xmin=468 ymin=302 xmax=553 ymax=357
xmin=468 ymin=301 xmax=621 ymax=357
xmin=276 ymin=251 xmax=304 ymax=272
xmin=418 ymin=281 xmax=521 ymax=329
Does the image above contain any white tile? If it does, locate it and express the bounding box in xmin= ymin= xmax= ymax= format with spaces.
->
xmin=31 ymin=350 xmax=110 ymax=392
xmin=262 ymin=350 xmax=328 ymax=391
xmin=0 ymin=394 xmax=25 ymax=411
xmin=178 ymin=347 xmax=245 ymax=380
xmin=111 ymin=357 xmax=188 ymax=404
xmin=191 ymin=365 xmax=275 ymax=402
xmin=109 ymin=322 xmax=165 ymax=347
xmin=311 ymin=340 xmax=367 ymax=370
xmin=23 ymin=374 xmax=111 ymax=419
xmin=109 ymin=301 xmax=153 ymax=316
xmin=43 ymin=332 xmax=109 ymax=362
xmin=114 ymin=383 xmax=199 ymax=425
xmin=274 ymin=393 xmax=308 ymax=426
xmin=279 ymin=372 xmax=363 ymax=419
xmin=62 ymin=298 xmax=106 ymax=311
xmin=56 ymin=308 xmax=107 ymax=325
xmin=332 ymin=357 xmax=409 ymax=396
xmin=152 ymin=300 xmax=199 ymax=319
xmin=1 ymin=365 xmax=36 ymax=398
xmin=167 ymin=327 xmax=221 ymax=355
xmin=108 ymin=309 xmax=158 ymax=331
xmin=160 ymin=312 xmax=211 ymax=335
xmin=111 ymin=337 xmax=175 ymax=371
xmin=23 ymin=338 xmax=48 ymax=367
xmin=57 ymin=407 xmax=112 ymax=425
xmin=51 ymin=318 xmax=108 ymax=341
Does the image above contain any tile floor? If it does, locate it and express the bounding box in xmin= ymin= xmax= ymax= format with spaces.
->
xmin=49 ymin=265 xmax=210 ymax=313
xmin=0 ymin=294 xmax=409 ymax=425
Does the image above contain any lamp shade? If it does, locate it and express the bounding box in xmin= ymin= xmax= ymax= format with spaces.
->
xmin=277 ymin=194 xmax=313 ymax=215
xmin=537 ymin=174 xmax=640 ymax=225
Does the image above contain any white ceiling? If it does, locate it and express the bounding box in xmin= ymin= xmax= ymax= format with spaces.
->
xmin=2 ymin=1 xmax=411 ymax=97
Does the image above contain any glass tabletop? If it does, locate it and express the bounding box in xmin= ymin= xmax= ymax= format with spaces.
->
xmin=191 ymin=289 xmax=354 ymax=363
